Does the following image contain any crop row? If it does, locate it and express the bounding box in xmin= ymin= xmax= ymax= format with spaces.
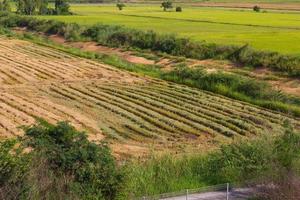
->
xmin=44 ymin=81 xmax=291 ymax=142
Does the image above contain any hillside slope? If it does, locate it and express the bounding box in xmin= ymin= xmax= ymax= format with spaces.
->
xmin=0 ymin=37 xmax=299 ymax=154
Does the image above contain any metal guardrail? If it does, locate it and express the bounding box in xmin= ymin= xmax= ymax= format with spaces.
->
xmin=137 ymin=183 xmax=230 ymax=200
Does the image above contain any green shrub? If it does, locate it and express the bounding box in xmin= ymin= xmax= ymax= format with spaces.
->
xmin=0 ymin=120 xmax=124 ymax=200
xmin=0 ymin=0 xmax=11 ymax=12
xmin=253 ymin=5 xmax=260 ymax=12
xmin=161 ymin=0 xmax=173 ymax=11
xmin=175 ymin=6 xmax=182 ymax=12
xmin=55 ymin=0 xmax=70 ymax=15
xmin=0 ymin=139 xmax=28 ymax=186
xmin=116 ymin=3 xmax=125 ymax=11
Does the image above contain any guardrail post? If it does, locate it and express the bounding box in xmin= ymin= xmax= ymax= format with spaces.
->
xmin=226 ymin=183 xmax=229 ymax=200
xmin=186 ymin=189 xmax=188 ymax=200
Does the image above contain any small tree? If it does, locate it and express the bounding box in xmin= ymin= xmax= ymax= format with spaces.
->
xmin=253 ymin=5 xmax=260 ymax=12
xmin=161 ymin=0 xmax=172 ymax=11
xmin=116 ymin=3 xmax=125 ymax=10
xmin=55 ymin=0 xmax=70 ymax=15
xmin=16 ymin=0 xmax=36 ymax=15
xmin=176 ymin=6 xmax=182 ymax=12
xmin=37 ymin=0 xmax=48 ymax=15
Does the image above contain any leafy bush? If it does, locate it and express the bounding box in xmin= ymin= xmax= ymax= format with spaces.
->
xmin=0 ymin=140 xmax=28 ymax=186
xmin=0 ymin=0 xmax=11 ymax=12
xmin=0 ymin=120 xmax=123 ymax=200
xmin=253 ymin=5 xmax=260 ymax=12
xmin=175 ymin=6 xmax=182 ymax=12
xmin=116 ymin=3 xmax=125 ymax=11
xmin=161 ymin=0 xmax=173 ymax=11
xmin=54 ymin=0 xmax=70 ymax=15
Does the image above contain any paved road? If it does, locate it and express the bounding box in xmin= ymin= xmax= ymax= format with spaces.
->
xmin=160 ymin=188 xmax=253 ymax=200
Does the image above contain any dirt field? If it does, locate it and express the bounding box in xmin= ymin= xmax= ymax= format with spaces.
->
xmin=0 ymin=37 xmax=299 ymax=156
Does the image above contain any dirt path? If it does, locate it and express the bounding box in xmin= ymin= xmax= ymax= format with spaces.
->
xmin=49 ymin=35 xmax=156 ymax=65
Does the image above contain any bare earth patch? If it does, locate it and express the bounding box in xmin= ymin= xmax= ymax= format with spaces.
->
xmin=50 ymin=35 xmax=155 ymax=65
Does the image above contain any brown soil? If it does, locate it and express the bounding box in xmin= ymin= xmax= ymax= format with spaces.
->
xmin=50 ymin=35 xmax=155 ymax=65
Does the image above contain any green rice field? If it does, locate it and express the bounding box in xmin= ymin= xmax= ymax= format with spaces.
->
xmin=38 ymin=4 xmax=300 ymax=55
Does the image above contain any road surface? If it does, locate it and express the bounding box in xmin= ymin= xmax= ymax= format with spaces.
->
xmin=160 ymin=188 xmax=253 ymax=200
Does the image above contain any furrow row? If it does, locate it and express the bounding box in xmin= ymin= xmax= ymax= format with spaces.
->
xmin=116 ymin=85 xmax=258 ymax=134
xmin=49 ymin=85 xmax=166 ymax=139
xmin=91 ymin=85 xmax=237 ymax=137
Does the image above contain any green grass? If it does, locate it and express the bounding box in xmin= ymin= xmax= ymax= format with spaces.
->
xmin=37 ymin=4 xmax=300 ymax=55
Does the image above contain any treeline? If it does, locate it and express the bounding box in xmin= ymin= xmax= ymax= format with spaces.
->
xmin=1 ymin=0 xmax=71 ymax=15
xmin=0 ymin=120 xmax=300 ymax=199
xmin=0 ymin=13 xmax=299 ymax=76
xmin=56 ymin=0 xmax=112 ymax=2
xmin=48 ymin=0 xmax=112 ymax=2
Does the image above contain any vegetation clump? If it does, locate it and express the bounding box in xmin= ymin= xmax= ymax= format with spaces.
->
xmin=116 ymin=3 xmax=125 ymax=10
xmin=161 ymin=0 xmax=173 ymax=11
xmin=0 ymin=120 xmax=123 ymax=200
xmin=253 ymin=5 xmax=261 ymax=12
xmin=54 ymin=0 xmax=70 ymax=15
xmin=0 ymin=0 xmax=10 ymax=12
xmin=15 ymin=0 xmax=70 ymax=15
xmin=176 ymin=6 xmax=182 ymax=12
xmin=125 ymin=122 xmax=300 ymax=198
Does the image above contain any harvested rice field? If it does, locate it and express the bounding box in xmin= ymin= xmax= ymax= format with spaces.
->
xmin=0 ymin=37 xmax=298 ymax=154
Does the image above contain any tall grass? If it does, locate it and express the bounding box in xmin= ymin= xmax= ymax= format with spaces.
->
xmin=122 ymin=154 xmax=206 ymax=198
xmin=122 ymin=123 xmax=300 ymax=198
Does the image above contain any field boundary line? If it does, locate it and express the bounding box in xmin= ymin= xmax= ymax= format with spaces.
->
xmin=100 ymin=11 xmax=300 ymax=31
